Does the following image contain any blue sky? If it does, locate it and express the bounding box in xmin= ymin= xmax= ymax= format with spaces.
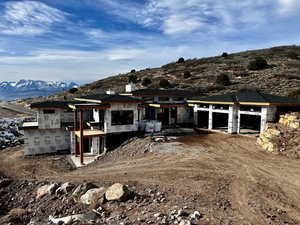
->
xmin=0 ymin=0 xmax=300 ymax=84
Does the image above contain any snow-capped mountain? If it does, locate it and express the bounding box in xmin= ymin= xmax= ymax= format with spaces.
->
xmin=0 ymin=80 xmax=78 ymax=100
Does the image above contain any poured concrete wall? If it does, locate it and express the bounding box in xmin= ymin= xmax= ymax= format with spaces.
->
xmin=23 ymin=128 xmax=70 ymax=156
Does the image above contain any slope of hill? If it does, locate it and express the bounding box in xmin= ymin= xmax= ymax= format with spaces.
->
xmin=15 ymin=45 xmax=300 ymax=106
xmin=0 ymin=80 xmax=78 ymax=101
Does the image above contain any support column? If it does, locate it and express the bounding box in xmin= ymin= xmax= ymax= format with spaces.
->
xmin=261 ymin=107 xmax=268 ymax=133
xmin=237 ymin=111 xmax=241 ymax=134
xmin=74 ymin=110 xmax=78 ymax=156
xmin=194 ymin=106 xmax=198 ymax=127
xmin=228 ymin=105 xmax=238 ymax=134
xmin=208 ymin=105 xmax=213 ymax=130
xmin=79 ymin=110 xmax=84 ymax=164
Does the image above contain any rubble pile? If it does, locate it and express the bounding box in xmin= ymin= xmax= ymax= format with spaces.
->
xmin=257 ymin=113 xmax=300 ymax=158
xmin=0 ymin=179 xmax=204 ymax=225
xmin=0 ymin=118 xmax=23 ymax=150
xmin=279 ymin=113 xmax=300 ymax=129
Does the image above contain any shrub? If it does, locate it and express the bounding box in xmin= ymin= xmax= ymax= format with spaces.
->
xmin=215 ymin=73 xmax=230 ymax=86
xmin=142 ymin=77 xmax=152 ymax=86
xmin=130 ymin=69 xmax=136 ymax=73
xmin=177 ymin=57 xmax=185 ymax=63
xmin=159 ymin=79 xmax=170 ymax=88
xmin=69 ymin=87 xmax=78 ymax=94
xmin=183 ymin=71 xmax=191 ymax=78
xmin=128 ymin=74 xmax=137 ymax=83
xmin=287 ymin=51 xmax=298 ymax=59
xmin=221 ymin=52 xmax=229 ymax=57
xmin=248 ymin=57 xmax=268 ymax=70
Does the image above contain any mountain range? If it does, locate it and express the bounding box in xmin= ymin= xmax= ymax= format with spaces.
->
xmin=0 ymin=80 xmax=78 ymax=101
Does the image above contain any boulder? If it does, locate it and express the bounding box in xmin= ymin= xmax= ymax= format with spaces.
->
xmin=49 ymin=211 xmax=99 ymax=224
xmin=56 ymin=182 xmax=74 ymax=195
xmin=0 ymin=178 xmax=12 ymax=188
xmin=80 ymin=187 xmax=106 ymax=205
xmin=36 ymin=185 xmax=50 ymax=199
xmin=48 ymin=183 xmax=59 ymax=195
xmin=190 ymin=211 xmax=202 ymax=220
xmin=72 ymin=183 xmax=97 ymax=197
xmin=105 ymin=183 xmax=130 ymax=201
xmin=9 ymin=208 xmax=31 ymax=216
xmin=179 ymin=219 xmax=191 ymax=225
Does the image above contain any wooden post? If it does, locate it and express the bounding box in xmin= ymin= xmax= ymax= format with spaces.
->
xmin=80 ymin=110 xmax=84 ymax=164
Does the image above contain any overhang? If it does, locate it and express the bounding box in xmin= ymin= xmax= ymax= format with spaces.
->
xmin=148 ymin=103 xmax=188 ymax=108
xmin=68 ymin=103 xmax=110 ymax=110
xmin=75 ymin=130 xmax=105 ymax=138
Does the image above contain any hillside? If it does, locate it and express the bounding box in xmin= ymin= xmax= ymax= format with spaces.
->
xmin=14 ymin=45 xmax=300 ymax=106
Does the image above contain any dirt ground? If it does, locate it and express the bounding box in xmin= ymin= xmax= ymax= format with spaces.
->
xmin=1 ymin=132 xmax=300 ymax=225
xmin=0 ymin=106 xmax=29 ymax=118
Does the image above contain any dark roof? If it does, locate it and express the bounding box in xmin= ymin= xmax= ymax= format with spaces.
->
xmin=190 ymin=91 xmax=300 ymax=104
xmin=130 ymin=89 xmax=196 ymax=97
xmin=76 ymin=94 xmax=142 ymax=103
xmin=30 ymin=100 xmax=83 ymax=108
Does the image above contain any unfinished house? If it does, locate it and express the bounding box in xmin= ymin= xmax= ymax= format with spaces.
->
xmin=69 ymin=94 xmax=142 ymax=163
xmin=21 ymin=101 xmax=77 ymax=155
xmin=123 ymin=85 xmax=196 ymax=128
xmin=188 ymin=91 xmax=300 ymax=134
xmin=22 ymin=93 xmax=143 ymax=164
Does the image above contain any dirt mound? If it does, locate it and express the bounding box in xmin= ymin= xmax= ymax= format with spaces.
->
xmin=95 ymin=137 xmax=153 ymax=163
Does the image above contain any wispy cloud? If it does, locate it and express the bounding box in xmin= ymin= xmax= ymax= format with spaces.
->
xmin=0 ymin=1 xmax=67 ymax=36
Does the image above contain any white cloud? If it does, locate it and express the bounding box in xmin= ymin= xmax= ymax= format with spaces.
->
xmin=277 ymin=0 xmax=300 ymax=15
xmin=105 ymin=49 xmax=145 ymax=61
xmin=85 ymin=29 xmax=106 ymax=39
xmin=162 ymin=15 xmax=204 ymax=35
xmin=0 ymin=1 xmax=67 ymax=36
xmin=98 ymin=0 xmax=300 ymax=36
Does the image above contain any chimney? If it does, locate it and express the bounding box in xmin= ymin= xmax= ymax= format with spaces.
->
xmin=126 ymin=83 xmax=136 ymax=93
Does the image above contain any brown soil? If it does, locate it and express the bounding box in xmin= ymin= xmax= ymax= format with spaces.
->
xmin=1 ymin=132 xmax=300 ymax=224
xmin=0 ymin=107 xmax=28 ymax=118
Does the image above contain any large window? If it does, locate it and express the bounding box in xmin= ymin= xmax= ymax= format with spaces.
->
xmin=111 ymin=110 xmax=134 ymax=125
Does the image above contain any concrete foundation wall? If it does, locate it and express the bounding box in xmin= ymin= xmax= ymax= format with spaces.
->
xmin=23 ymin=128 xmax=70 ymax=156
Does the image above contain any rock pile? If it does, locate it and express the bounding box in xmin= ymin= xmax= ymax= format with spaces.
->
xmin=279 ymin=113 xmax=300 ymax=129
xmin=0 ymin=118 xmax=23 ymax=150
xmin=257 ymin=113 xmax=300 ymax=157
xmin=1 ymin=179 xmax=205 ymax=225
xmin=257 ymin=124 xmax=281 ymax=152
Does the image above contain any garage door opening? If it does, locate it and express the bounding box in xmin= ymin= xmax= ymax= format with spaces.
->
xmin=213 ymin=112 xmax=228 ymax=132
xmin=197 ymin=111 xmax=209 ymax=128
xmin=240 ymin=114 xmax=261 ymax=134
